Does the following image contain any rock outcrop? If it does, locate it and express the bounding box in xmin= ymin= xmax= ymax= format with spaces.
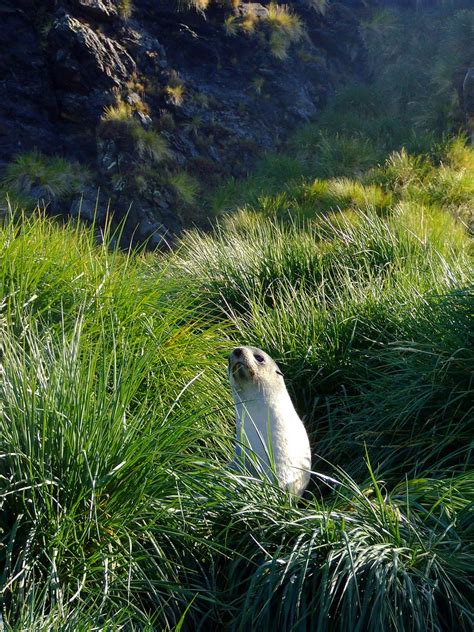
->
xmin=0 ymin=0 xmax=367 ymax=245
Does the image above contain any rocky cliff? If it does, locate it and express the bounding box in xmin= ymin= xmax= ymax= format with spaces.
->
xmin=0 ymin=0 xmax=368 ymax=245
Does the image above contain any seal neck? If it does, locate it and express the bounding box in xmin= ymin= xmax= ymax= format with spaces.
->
xmin=232 ymin=384 xmax=294 ymax=430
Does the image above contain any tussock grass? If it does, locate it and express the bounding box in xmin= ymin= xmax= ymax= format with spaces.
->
xmin=180 ymin=0 xmax=211 ymax=12
xmin=102 ymin=100 xmax=133 ymax=122
xmin=0 ymin=213 xmax=235 ymax=628
xmin=220 ymin=468 xmax=474 ymax=632
xmin=101 ymin=100 xmax=171 ymax=164
xmin=164 ymin=83 xmax=185 ymax=107
xmin=132 ymin=126 xmax=172 ymax=162
xmin=224 ymin=2 xmax=304 ymax=60
xmin=295 ymin=131 xmax=385 ymax=178
xmin=118 ymin=0 xmax=132 ymax=20
xmin=2 ymin=178 xmax=472 ymax=628
xmin=210 ymin=153 xmax=309 ymax=214
xmin=0 ymin=151 xmax=90 ymax=210
xmin=250 ymin=178 xmax=393 ymax=220
xmin=177 ymin=201 xmax=469 ymax=310
xmin=266 ymin=3 xmax=304 ymax=59
xmin=168 ymin=171 xmax=200 ymax=205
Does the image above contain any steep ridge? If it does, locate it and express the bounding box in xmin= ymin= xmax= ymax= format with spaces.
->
xmin=0 ymin=0 xmax=366 ymax=244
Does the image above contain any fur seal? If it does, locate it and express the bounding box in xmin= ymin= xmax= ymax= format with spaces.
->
xmin=228 ymin=346 xmax=311 ymax=496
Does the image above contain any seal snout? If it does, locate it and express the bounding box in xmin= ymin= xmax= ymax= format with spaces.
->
xmin=230 ymin=347 xmax=249 ymax=370
xmin=229 ymin=346 xmax=256 ymax=380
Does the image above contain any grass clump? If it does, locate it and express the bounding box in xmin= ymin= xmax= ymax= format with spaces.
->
xmin=118 ymin=0 xmax=132 ymax=19
xmin=1 ymin=151 xmax=90 ymax=209
xmin=101 ymin=99 xmax=171 ymax=165
xmin=210 ymin=152 xmax=308 ymax=214
xmin=219 ymin=469 xmax=474 ymax=631
xmin=102 ymin=99 xmax=134 ymax=122
xmin=284 ymin=177 xmax=393 ymax=218
xmin=224 ymin=4 xmax=259 ymax=36
xmin=179 ymin=0 xmax=211 ymax=11
xmin=132 ymin=125 xmax=172 ymax=162
xmin=164 ymin=84 xmax=185 ymax=106
xmin=426 ymin=162 xmax=474 ymax=208
xmin=224 ymin=2 xmax=304 ymax=60
xmin=0 ymin=213 xmax=237 ymax=628
xmin=168 ymin=171 xmax=200 ymax=205
xmin=295 ymin=130 xmax=385 ymax=178
xmin=230 ymin=470 xmax=474 ymax=631
xmin=366 ymin=149 xmax=431 ymax=192
xmin=266 ymin=3 xmax=304 ymax=59
xmin=164 ymin=75 xmax=186 ymax=107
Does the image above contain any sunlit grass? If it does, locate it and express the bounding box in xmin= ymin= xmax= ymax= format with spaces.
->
xmin=2 ymin=162 xmax=472 ymax=626
xmin=102 ymin=100 xmax=134 ymax=122
xmin=0 ymin=213 xmax=234 ymax=627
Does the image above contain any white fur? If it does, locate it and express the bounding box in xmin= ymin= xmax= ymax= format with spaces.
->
xmin=229 ymin=347 xmax=311 ymax=496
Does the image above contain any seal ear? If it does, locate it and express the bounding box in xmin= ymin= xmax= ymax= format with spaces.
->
xmin=276 ymin=370 xmax=284 ymax=376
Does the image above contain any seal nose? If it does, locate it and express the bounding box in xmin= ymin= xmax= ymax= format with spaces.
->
xmin=233 ymin=347 xmax=243 ymax=358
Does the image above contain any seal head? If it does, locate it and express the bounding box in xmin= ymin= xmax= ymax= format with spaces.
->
xmin=229 ymin=346 xmax=284 ymax=392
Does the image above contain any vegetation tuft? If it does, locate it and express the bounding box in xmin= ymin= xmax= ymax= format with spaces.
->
xmin=0 ymin=151 xmax=90 ymax=211
xmin=168 ymin=171 xmax=200 ymax=205
xmin=224 ymin=2 xmax=304 ymax=59
xmin=118 ymin=0 xmax=133 ymax=20
xmin=132 ymin=126 xmax=172 ymax=162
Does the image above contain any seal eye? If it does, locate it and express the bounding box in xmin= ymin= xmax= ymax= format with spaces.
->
xmin=254 ymin=354 xmax=265 ymax=363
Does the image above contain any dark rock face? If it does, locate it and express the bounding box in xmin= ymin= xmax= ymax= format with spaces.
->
xmin=73 ymin=0 xmax=120 ymax=21
xmin=0 ymin=0 xmax=366 ymax=245
xmin=0 ymin=5 xmax=58 ymax=165
xmin=49 ymin=12 xmax=136 ymax=123
xmin=51 ymin=14 xmax=135 ymax=92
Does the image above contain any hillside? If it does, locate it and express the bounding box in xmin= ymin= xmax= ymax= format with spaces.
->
xmin=0 ymin=0 xmax=473 ymax=630
xmin=0 ymin=0 xmax=366 ymax=245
